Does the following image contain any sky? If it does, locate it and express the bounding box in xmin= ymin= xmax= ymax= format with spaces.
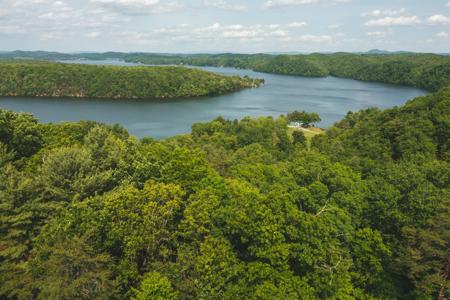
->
xmin=0 ymin=0 xmax=449 ymax=53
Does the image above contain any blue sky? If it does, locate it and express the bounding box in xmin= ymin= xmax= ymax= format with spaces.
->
xmin=0 ymin=0 xmax=449 ymax=53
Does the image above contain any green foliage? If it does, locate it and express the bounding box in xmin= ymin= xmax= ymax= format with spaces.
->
xmin=132 ymin=272 xmax=178 ymax=300
xmin=287 ymin=110 xmax=321 ymax=127
xmin=121 ymin=52 xmax=450 ymax=91
xmin=292 ymin=131 xmax=307 ymax=148
xmin=0 ymin=81 xmax=448 ymax=299
xmin=29 ymin=235 xmax=116 ymax=300
xmin=3 ymin=51 xmax=450 ymax=91
xmin=0 ymin=61 xmax=262 ymax=99
xmin=0 ymin=109 xmax=42 ymax=159
xmin=402 ymin=199 xmax=450 ymax=299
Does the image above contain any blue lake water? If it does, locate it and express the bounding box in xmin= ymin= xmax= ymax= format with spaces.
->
xmin=0 ymin=60 xmax=427 ymax=138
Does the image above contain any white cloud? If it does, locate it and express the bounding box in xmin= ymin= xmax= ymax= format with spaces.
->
xmin=265 ymin=0 xmax=317 ymax=8
xmin=52 ymin=1 xmax=67 ymax=8
xmin=223 ymin=30 xmax=257 ymax=38
xmin=0 ymin=0 xmax=130 ymax=43
xmin=11 ymin=0 xmax=53 ymax=7
xmin=87 ymin=31 xmax=101 ymax=38
xmin=113 ymin=22 xmax=332 ymax=47
xmin=203 ymin=0 xmax=246 ymax=11
xmin=90 ymin=0 xmax=181 ymax=16
xmin=365 ymin=16 xmax=421 ymax=27
xmin=427 ymin=14 xmax=450 ymax=25
xmin=40 ymin=31 xmax=67 ymax=40
xmin=196 ymin=23 xmax=289 ymax=40
xmin=362 ymin=8 xmax=406 ymax=17
xmin=39 ymin=12 xmax=57 ymax=19
xmin=366 ymin=29 xmax=392 ymax=38
xmin=268 ymin=29 xmax=289 ymax=37
xmin=447 ymin=1 xmax=450 ymax=7
xmin=0 ymin=25 xmax=27 ymax=35
xmin=1 ymin=0 xmax=446 ymax=53
xmin=37 ymin=0 xmax=80 ymax=19
xmin=297 ymin=34 xmax=332 ymax=42
xmin=39 ymin=8 xmax=80 ymax=19
xmin=419 ymin=38 xmax=434 ymax=44
xmin=287 ymin=22 xmax=307 ymax=28
xmin=264 ymin=0 xmax=349 ymax=9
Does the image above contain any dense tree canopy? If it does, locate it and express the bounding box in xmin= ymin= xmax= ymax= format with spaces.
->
xmin=0 ymin=61 xmax=262 ymax=100
xmin=122 ymin=52 xmax=450 ymax=92
xmin=0 ymin=81 xmax=448 ymax=299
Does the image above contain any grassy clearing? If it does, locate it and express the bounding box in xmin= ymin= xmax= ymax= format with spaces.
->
xmin=287 ymin=126 xmax=325 ymax=140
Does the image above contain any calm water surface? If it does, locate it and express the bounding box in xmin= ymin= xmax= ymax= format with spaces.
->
xmin=0 ymin=60 xmax=427 ymax=138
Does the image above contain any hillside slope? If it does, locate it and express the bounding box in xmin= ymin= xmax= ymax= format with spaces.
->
xmin=0 ymin=85 xmax=448 ymax=299
xmin=0 ymin=61 xmax=263 ymax=99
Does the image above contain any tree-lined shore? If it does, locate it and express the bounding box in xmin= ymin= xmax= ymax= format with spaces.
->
xmin=0 ymin=61 xmax=263 ymax=100
xmin=2 ymin=50 xmax=449 ymax=91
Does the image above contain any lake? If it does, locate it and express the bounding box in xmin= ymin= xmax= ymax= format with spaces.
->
xmin=0 ymin=60 xmax=427 ymax=139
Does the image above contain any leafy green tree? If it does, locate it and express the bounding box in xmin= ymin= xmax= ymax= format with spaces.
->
xmin=0 ymin=109 xmax=42 ymax=159
xmin=0 ymin=142 xmax=14 ymax=167
xmin=402 ymin=199 xmax=449 ymax=299
xmin=39 ymin=146 xmax=114 ymax=201
xmin=132 ymin=272 xmax=178 ymax=300
xmin=292 ymin=131 xmax=307 ymax=147
xmin=28 ymin=235 xmax=116 ymax=300
xmin=287 ymin=111 xmax=321 ymax=127
xmin=349 ymin=228 xmax=393 ymax=297
xmin=160 ymin=146 xmax=216 ymax=193
xmin=191 ymin=236 xmax=243 ymax=299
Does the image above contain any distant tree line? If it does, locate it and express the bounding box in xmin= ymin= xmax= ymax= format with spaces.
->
xmin=2 ymin=51 xmax=449 ymax=92
xmin=122 ymin=52 xmax=450 ymax=92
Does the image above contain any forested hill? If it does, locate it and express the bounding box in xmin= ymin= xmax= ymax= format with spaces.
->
xmin=2 ymin=50 xmax=449 ymax=92
xmin=0 ymin=85 xmax=448 ymax=298
xmin=123 ymin=53 xmax=450 ymax=92
xmin=0 ymin=61 xmax=262 ymax=99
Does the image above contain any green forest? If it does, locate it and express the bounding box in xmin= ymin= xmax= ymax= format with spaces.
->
xmin=2 ymin=50 xmax=449 ymax=92
xmin=0 ymin=61 xmax=262 ymax=99
xmin=0 ymin=51 xmax=449 ymax=299
xmin=122 ymin=53 xmax=450 ymax=92
xmin=0 ymin=83 xmax=449 ymax=298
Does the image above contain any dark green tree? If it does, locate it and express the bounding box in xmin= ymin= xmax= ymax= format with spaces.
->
xmin=287 ymin=110 xmax=321 ymax=127
xmin=292 ymin=130 xmax=307 ymax=147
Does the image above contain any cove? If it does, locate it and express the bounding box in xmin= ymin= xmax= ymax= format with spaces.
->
xmin=0 ymin=60 xmax=427 ymax=139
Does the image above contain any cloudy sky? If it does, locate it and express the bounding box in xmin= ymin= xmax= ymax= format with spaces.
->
xmin=0 ymin=0 xmax=449 ymax=53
